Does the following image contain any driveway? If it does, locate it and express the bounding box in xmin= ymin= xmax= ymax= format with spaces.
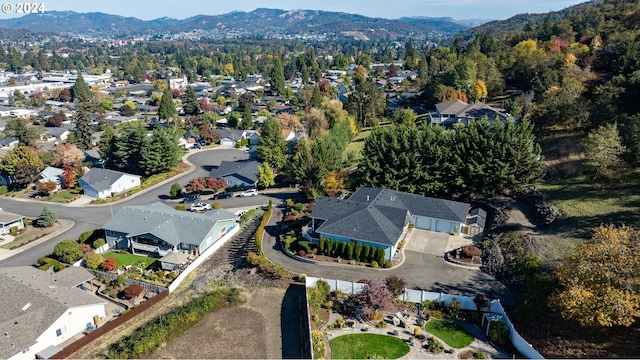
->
xmin=404 ymin=229 xmax=450 ymax=256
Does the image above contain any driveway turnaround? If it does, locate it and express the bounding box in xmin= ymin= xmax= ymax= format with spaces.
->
xmin=262 ymin=205 xmax=515 ymax=306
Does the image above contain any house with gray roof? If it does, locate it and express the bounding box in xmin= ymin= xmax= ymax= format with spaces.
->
xmin=429 ymin=99 xmax=513 ymax=127
xmin=102 ymin=202 xmax=236 ymax=257
xmin=0 ymin=137 xmax=19 ymax=148
xmin=208 ymin=160 xmax=260 ymax=189
xmin=0 ymin=266 xmax=106 ymax=360
xmin=0 ymin=210 xmax=25 ymax=235
xmin=78 ymin=168 xmax=141 ymax=199
xmin=35 ymin=166 xmax=64 ymax=191
xmin=306 ymin=187 xmax=475 ymax=260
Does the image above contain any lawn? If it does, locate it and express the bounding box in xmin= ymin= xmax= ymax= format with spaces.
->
xmin=329 ymin=333 xmax=410 ymax=359
xmin=102 ymin=251 xmax=157 ymax=269
xmin=537 ymin=173 xmax=640 ymax=236
xmin=424 ymin=320 xmax=474 ymax=348
xmin=343 ymin=129 xmax=372 ymax=163
xmin=48 ymin=190 xmax=80 ymax=203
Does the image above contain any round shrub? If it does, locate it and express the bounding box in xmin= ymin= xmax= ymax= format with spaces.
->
xmin=212 ymin=202 xmax=222 ymax=209
xmin=297 ymin=273 xmax=307 ymax=282
xmin=79 ymin=230 xmax=94 ymax=244
xmin=371 ymin=261 xmax=379 ymax=268
xmin=384 ymin=260 xmax=393 ymax=268
xmin=9 ymin=226 xmax=18 ymax=234
xmin=93 ymin=238 xmax=106 ymax=249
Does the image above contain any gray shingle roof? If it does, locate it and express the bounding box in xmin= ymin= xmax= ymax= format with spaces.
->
xmin=0 ymin=210 xmax=25 ymax=226
xmin=213 ymin=129 xmax=245 ymax=141
xmin=0 ymin=137 xmax=19 ymax=146
xmin=102 ymin=202 xmax=235 ymax=246
xmin=435 ymin=100 xmax=509 ymax=121
xmin=0 ymin=267 xmax=104 ymax=359
xmin=209 ymin=160 xmax=261 ymax=184
xmin=79 ymin=168 xmax=140 ymax=193
xmin=312 ymin=187 xmax=470 ymax=247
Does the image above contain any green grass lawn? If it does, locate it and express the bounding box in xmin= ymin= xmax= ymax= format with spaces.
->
xmin=343 ymin=129 xmax=372 ymax=163
xmin=424 ymin=320 xmax=474 ymax=348
xmin=102 ymin=251 xmax=157 ymax=269
xmin=48 ymin=190 xmax=79 ymax=203
xmin=330 ymin=333 xmax=410 ymax=359
xmin=537 ymin=173 xmax=640 ymax=237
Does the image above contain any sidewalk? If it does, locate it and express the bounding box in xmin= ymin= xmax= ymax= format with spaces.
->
xmin=0 ymin=218 xmax=75 ymax=262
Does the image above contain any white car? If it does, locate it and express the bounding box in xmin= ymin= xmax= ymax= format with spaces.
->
xmin=239 ymin=189 xmax=258 ymax=197
xmin=190 ymin=202 xmax=212 ymax=212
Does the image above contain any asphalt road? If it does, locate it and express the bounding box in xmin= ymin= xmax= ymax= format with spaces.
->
xmin=0 ymin=148 xmax=297 ymax=267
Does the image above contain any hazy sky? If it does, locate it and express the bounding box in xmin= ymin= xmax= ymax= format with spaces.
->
xmin=0 ymin=0 xmax=589 ymax=21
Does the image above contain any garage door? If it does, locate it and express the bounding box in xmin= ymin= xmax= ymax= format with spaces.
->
xmin=220 ymin=139 xmax=234 ymax=146
xmin=435 ymin=220 xmax=452 ymax=233
xmin=415 ymin=217 xmax=432 ymax=230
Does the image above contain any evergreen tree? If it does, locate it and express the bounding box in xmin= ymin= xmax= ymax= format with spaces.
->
xmin=72 ymin=73 xmax=94 ymax=151
xmin=36 ymin=206 xmax=57 ymax=227
xmin=227 ymin=111 xmax=240 ymax=129
xmin=319 ymin=237 xmax=326 ymax=254
xmin=355 ymin=243 xmax=363 ymax=262
xmin=325 ymin=238 xmax=333 ymax=256
xmin=170 ymin=183 xmax=182 ymax=199
xmin=241 ymin=105 xmax=253 ymax=130
xmin=257 ymin=163 xmax=275 ymax=188
xmin=182 ymin=86 xmax=200 ymax=116
xmin=258 ymin=117 xmax=287 ymax=170
xmin=271 ymin=57 xmax=286 ymax=95
xmin=363 ymin=244 xmax=371 ymax=262
xmin=311 ymin=85 xmax=322 ymax=108
xmin=5 ymin=118 xmax=39 ymax=147
xmin=140 ymin=127 xmax=181 ymax=176
xmin=72 ymin=72 xmax=92 ymax=102
xmin=158 ymin=89 xmax=177 ymax=121
xmin=112 ymin=123 xmax=149 ymax=175
xmin=377 ymin=248 xmax=386 ymax=265
xmin=97 ymin=125 xmax=116 ymax=161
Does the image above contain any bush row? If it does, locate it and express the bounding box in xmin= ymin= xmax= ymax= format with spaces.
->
xmin=106 ymin=287 xmax=245 ymax=358
xmin=254 ymin=202 xmax=272 ymax=256
xmin=318 ymin=237 xmax=386 ymax=265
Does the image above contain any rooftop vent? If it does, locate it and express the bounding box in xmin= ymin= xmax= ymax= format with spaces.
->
xmin=21 ymin=303 xmax=31 ymax=311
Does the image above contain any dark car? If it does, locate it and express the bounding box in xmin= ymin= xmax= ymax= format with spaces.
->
xmin=213 ymin=191 xmax=233 ymax=200
xmin=181 ymin=193 xmax=200 ymax=203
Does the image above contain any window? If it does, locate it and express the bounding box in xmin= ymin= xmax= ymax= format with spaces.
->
xmin=56 ymin=328 xmax=62 ymax=337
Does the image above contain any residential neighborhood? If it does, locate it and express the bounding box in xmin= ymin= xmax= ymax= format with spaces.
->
xmin=0 ymin=0 xmax=639 ymax=359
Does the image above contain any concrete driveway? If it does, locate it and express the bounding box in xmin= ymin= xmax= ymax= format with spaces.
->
xmin=404 ymin=229 xmax=450 ymax=256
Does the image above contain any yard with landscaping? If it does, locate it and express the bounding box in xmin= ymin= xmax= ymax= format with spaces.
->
xmin=102 ymin=251 xmax=157 ymax=269
xmin=424 ymin=320 xmax=474 ymax=348
xmin=329 ymin=333 xmax=410 ymax=359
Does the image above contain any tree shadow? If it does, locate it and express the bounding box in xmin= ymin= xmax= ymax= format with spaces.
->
xmin=281 ymin=284 xmax=310 ymax=359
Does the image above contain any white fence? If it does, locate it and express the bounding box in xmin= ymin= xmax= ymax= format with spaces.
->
xmin=168 ymin=225 xmax=240 ymax=292
xmin=306 ymin=277 xmax=543 ymax=359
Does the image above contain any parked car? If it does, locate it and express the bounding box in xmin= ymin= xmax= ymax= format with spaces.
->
xmin=213 ymin=191 xmax=233 ymax=200
xmin=190 ymin=202 xmax=212 ymax=212
xmin=181 ymin=193 xmax=200 ymax=203
xmin=239 ymin=189 xmax=258 ymax=197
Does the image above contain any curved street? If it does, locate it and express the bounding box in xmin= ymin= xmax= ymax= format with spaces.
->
xmin=0 ymin=147 xmax=513 ymax=305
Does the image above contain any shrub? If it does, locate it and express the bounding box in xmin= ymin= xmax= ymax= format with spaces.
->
xmin=170 ymin=183 xmax=182 ymax=198
xmin=37 ymin=257 xmax=58 ymax=271
xmin=488 ymin=320 xmax=510 ymax=345
xmin=9 ymin=226 xmax=18 ymax=234
xmin=79 ymin=230 xmax=94 ymax=244
xmin=425 ymin=336 xmax=444 ymax=353
xmin=384 ymin=260 xmax=393 ymax=268
xmin=115 ymin=275 xmax=127 ymax=286
xmin=298 ymin=241 xmax=311 ymax=254
xmin=212 ymin=202 xmax=222 ymax=209
xmin=298 ymin=249 xmax=306 ymax=257
xmin=101 ymin=257 xmax=117 ymax=271
xmin=0 ymin=185 xmax=7 ymax=195
xmin=93 ymin=238 xmax=106 ymax=249
xmin=36 ymin=206 xmax=57 ymax=227
xmin=461 ymin=245 xmax=482 ymax=258
xmin=297 ymin=273 xmax=306 ymax=282
xmin=174 ymin=205 xmax=187 ymax=211
xmin=124 ymin=284 xmax=144 ymax=299
xmin=85 ymin=252 xmax=104 ymax=270
xmin=384 ymin=275 xmax=407 ymax=297
xmin=284 ymin=214 xmax=296 ymax=222
xmin=286 ymin=198 xmax=294 ymax=208
xmin=293 ymin=203 xmax=304 ymax=211
xmin=54 ymin=239 xmax=83 ymax=264
xmin=371 ymin=261 xmax=379 ymax=268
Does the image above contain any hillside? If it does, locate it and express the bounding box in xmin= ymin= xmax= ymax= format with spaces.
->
xmin=0 ymin=8 xmax=472 ymax=40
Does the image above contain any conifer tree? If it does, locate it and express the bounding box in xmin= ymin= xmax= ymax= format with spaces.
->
xmin=72 ymin=72 xmax=94 ymax=150
xmin=158 ymin=89 xmax=177 ymax=121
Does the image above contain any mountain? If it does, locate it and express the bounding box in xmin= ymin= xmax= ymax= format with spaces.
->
xmin=452 ymin=0 xmax=602 ymax=43
xmin=0 ymin=9 xmax=473 ymax=40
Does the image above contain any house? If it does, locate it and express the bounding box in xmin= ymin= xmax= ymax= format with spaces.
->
xmin=182 ymin=130 xmax=201 ymax=145
xmin=305 ymin=187 xmax=473 ymax=260
xmin=78 ymin=168 xmax=141 ymax=199
xmin=0 ymin=137 xmax=19 ymax=148
xmin=213 ymin=129 xmax=249 ymax=147
xmin=0 ymin=210 xmax=25 ymax=235
xmin=102 ymin=202 xmax=236 ymax=257
xmin=209 ymin=160 xmax=260 ymax=189
xmin=0 ymin=266 xmax=106 ymax=360
xmin=429 ymin=99 xmax=513 ymax=127
xmin=34 ymin=167 xmax=64 ymax=190
xmin=44 ymin=128 xmax=71 ymax=143
xmin=464 ymin=208 xmax=487 ymax=236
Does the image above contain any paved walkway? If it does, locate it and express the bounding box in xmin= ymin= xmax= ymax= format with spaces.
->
xmin=323 ymin=309 xmax=510 ymax=359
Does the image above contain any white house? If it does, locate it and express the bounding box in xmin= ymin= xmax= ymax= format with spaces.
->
xmin=0 ymin=210 xmax=25 ymax=235
xmin=0 ymin=266 xmax=106 ymax=360
xmin=35 ymin=166 xmax=64 ymax=191
xmin=78 ymin=168 xmax=141 ymax=199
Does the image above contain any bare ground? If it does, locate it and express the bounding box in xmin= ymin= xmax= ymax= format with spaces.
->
xmin=69 ymin=215 xmax=290 ymax=359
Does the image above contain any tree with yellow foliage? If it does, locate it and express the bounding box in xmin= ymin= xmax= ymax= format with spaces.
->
xmin=550 ymin=225 xmax=640 ymax=327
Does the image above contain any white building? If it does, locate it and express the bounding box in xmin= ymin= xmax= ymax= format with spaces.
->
xmin=0 ymin=266 xmax=106 ymax=360
xmin=78 ymin=168 xmax=141 ymax=199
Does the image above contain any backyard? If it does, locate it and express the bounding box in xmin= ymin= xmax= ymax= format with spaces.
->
xmin=102 ymin=251 xmax=158 ymax=269
xmin=329 ymin=333 xmax=410 ymax=359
